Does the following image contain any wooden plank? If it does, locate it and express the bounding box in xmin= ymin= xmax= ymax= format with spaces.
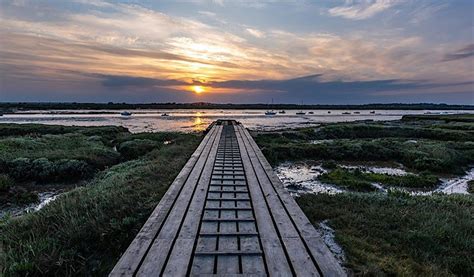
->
xmin=161 ymin=126 xmax=223 ymax=276
xmin=234 ymin=126 xmax=293 ymax=276
xmin=236 ymin=125 xmax=320 ymax=276
xmin=239 ymin=125 xmax=346 ymax=277
xmin=136 ymin=126 xmax=222 ymax=276
xmin=216 ymin=220 xmax=239 ymax=273
xmin=109 ymin=125 xmax=219 ymax=276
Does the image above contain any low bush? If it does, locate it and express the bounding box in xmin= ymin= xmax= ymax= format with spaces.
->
xmin=319 ymin=168 xmax=439 ymax=191
xmin=5 ymin=158 xmax=92 ymax=182
xmin=117 ymin=139 xmax=160 ymax=160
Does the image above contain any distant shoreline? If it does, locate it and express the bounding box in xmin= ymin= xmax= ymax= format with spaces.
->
xmin=1 ymin=102 xmax=473 ymax=111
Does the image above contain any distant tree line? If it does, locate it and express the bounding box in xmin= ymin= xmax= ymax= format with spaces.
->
xmin=0 ymin=102 xmax=473 ymax=111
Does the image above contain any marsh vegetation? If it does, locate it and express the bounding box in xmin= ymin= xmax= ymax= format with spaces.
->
xmin=0 ymin=123 xmax=201 ymax=275
xmin=257 ymin=114 xmax=474 ymax=276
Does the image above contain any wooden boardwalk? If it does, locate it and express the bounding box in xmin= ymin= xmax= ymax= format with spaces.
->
xmin=110 ymin=120 xmax=345 ymax=276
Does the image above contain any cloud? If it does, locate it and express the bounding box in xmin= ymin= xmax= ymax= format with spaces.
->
xmin=0 ymin=0 xmax=472 ymax=104
xmin=328 ymin=0 xmax=401 ymax=20
xmin=246 ymin=28 xmax=265 ymax=38
xmin=442 ymin=44 xmax=474 ymax=61
xmin=97 ymin=75 xmax=187 ymax=88
xmin=198 ymin=10 xmax=217 ymax=17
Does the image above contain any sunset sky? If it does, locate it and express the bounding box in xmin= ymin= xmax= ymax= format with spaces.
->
xmin=0 ymin=0 xmax=473 ymax=104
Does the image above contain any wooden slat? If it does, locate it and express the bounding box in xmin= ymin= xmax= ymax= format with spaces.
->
xmin=109 ymin=125 xmax=219 ymax=276
xmin=161 ymin=126 xmax=223 ymax=276
xmin=236 ymin=125 xmax=320 ymax=276
xmin=136 ymin=126 xmax=222 ymax=276
xmin=239 ymin=124 xmax=346 ymax=277
xmin=234 ymin=126 xmax=294 ymax=276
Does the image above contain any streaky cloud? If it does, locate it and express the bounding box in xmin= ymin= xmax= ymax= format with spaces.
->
xmin=443 ymin=44 xmax=474 ymax=61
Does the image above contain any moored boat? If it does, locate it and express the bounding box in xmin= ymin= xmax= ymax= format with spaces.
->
xmin=265 ymin=110 xmax=277 ymax=115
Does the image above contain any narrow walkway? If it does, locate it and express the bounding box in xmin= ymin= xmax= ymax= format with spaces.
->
xmin=110 ymin=120 xmax=345 ymax=276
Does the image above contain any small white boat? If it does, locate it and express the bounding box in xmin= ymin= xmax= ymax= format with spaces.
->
xmin=265 ymin=110 xmax=277 ymax=116
xmin=370 ymin=111 xmax=375 ymax=114
xmin=161 ymin=113 xmax=170 ymax=117
xmin=296 ymin=111 xmax=306 ymax=115
xmin=342 ymin=112 xmax=351 ymax=115
xmin=120 ymin=111 xmax=132 ymax=116
xmin=354 ymin=111 xmax=360 ymax=114
xmin=279 ymin=110 xmax=286 ymax=114
xmin=308 ymin=111 xmax=314 ymax=114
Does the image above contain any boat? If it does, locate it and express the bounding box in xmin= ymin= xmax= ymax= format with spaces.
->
xmin=327 ymin=111 xmax=331 ymax=114
xmin=342 ymin=112 xmax=351 ymax=115
xmin=354 ymin=111 xmax=360 ymax=114
xmin=265 ymin=110 xmax=277 ymax=116
xmin=265 ymin=98 xmax=277 ymax=115
xmin=308 ymin=111 xmax=314 ymax=114
xmin=370 ymin=111 xmax=375 ymax=114
xmin=120 ymin=111 xmax=132 ymax=116
xmin=161 ymin=113 xmax=170 ymax=117
xmin=296 ymin=111 xmax=306 ymax=115
xmin=279 ymin=110 xmax=286 ymax=114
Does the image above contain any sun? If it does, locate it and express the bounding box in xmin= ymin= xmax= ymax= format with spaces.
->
xmin=192 ymin=85 xmax=204 ymax=94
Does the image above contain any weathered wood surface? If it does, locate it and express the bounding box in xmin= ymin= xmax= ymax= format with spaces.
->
xmin=110 ymin=120 xmax=346 ymax=276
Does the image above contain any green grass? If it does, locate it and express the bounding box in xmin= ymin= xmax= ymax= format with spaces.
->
xmin=0 ymin=124 xmax=127 ymax=141
xmin=0 ymin=133 xmax=121 ymax=182
xmin=255 ymin=115 xmax=474 ymax=174
xmin=258 ymin=138 xmax=474 ymax=174
xmin=297 ymin=193 xmax=474 ymax=276
xmin=401 ymin=113 xmax=474 ymax=123
xmin=319 ymin=168 xmax=439 ymax=191
xmin=0 ymin=133 xmax=120 ymax=167
xmin=0 ymin=132 xmax=201 ymax=276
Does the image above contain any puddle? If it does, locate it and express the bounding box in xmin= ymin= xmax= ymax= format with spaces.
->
xmin=0 ymin=190 xmax=62 ymax=219
xmin=318 ymin=220 xmax=346 ymax=264
xmin=310 ymin=139 xmax=334 ymax=144
xmin=341 ymin=165 xmax=408 ymax=176
xmin=436 ymin=168 xmax=474 ymax=194
xmin=275 ymin=162 xmax=343 ymax=195
xmin=275 ymin=161 xmax=474 ymax=195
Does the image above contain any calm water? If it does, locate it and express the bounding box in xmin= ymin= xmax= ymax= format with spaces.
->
xmin=1 ymin=109 xmax=472 ymax=133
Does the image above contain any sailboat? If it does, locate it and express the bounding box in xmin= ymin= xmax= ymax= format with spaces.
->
xmin=296 ymin=100 xmax=306 ymax=115
xmin=265 ymin=110 xmax=277 ymax=115
xmin=265 ymin=98 xmax=277 ymax=115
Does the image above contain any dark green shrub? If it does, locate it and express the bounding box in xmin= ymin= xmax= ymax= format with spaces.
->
xmin=5 ymin=158 xmax=92 ymax=182
xmin=0 ymin=174 xmax=13 ymax=192
xmin=321 ymin=160 xmax=337 ymax=170
xmin=117 ymin=139 xmax=160 ymax=160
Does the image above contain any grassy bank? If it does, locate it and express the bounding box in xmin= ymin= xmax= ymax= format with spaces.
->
xmin=256 ymin=115 xmax=474 ymax=174
xmin=0 ymin=131 xmax=201 ymax=276
xmin=297 ymin=193 xmax=474 ymax=276
xmin=0 ymin=125 xmax=128 ymax=185
xmin=319 ymin=168 xmax=439 ymax=192
xmin=257 ymin=114 xmax=474 ymax=276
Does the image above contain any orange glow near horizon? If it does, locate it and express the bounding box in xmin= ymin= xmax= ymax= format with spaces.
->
xmin=192 ymin=85 xmax=205 ymax=94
